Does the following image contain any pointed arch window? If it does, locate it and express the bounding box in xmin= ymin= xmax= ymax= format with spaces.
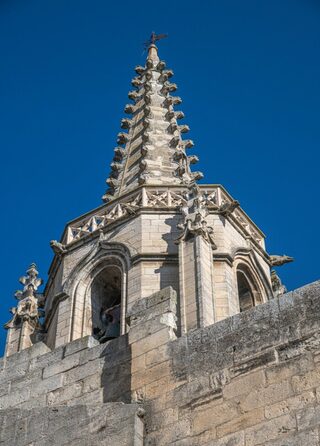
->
xmin=236 ymin=265 xmax=263 ymax=312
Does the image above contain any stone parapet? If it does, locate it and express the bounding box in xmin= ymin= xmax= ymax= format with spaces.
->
xmin=60 ymin=184 xmax=265 ymax=247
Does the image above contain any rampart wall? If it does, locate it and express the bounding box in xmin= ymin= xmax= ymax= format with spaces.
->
xmin=0 ymin=280 xmax=319 ymax=445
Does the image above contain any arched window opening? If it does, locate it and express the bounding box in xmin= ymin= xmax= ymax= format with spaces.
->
xmin=237 ymin=271 xmax=255 ymax=312
xmin=91 ymin=266 xmax=122 ymax=342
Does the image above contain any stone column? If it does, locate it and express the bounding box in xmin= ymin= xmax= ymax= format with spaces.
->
xmin=179 ymin=235 xmax=215 ymax=333
xmin=176 ymin=183 xmax=216 ymax=334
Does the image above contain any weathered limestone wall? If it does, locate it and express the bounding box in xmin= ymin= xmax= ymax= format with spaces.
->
xmin=0 ymin=335 xmax=131 ymax=410
xmin=130 ymin=280 xmax=320 ymax=445
xmin=0 ymin=333 xmax=143 ymax=445
xmin=3 ymin=281 xmax=319 ymax=445
xmin=0 ymin=404 xmax=143 ymax=446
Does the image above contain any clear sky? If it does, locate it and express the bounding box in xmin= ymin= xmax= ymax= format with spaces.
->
xmin=0 ymin=0 xmax=319 ymax=354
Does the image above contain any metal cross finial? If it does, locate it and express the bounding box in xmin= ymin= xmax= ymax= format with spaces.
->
xmin=144 ymin=32 xmax=168 ymax=49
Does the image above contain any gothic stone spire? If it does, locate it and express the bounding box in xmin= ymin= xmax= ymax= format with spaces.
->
xmin=103 ymin=43 xmax=203 ymax=202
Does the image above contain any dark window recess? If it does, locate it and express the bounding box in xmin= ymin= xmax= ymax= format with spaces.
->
xmin=91 ymin=267 xmax=121 ymax=342
xmin=237 ymin=271 xmax=255 ymax=312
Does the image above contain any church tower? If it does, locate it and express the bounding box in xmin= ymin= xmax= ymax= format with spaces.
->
xmin=5 ymin=40 xmax=279 ymax=355
xmin=4 ymin=38 xmax=316 ymax=446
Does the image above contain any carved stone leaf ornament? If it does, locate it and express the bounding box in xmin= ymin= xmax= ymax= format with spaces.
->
xmin=175 ymin=183 xmax=217 ymax=248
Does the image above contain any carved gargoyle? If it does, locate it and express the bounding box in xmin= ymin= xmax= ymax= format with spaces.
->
xmin=50 ymin=240 xmax=67 ymax=255
xmin=269 ymin=255 xmax=294 ymax=267
xmin=218 ymin=200 xmax=240 ymax=217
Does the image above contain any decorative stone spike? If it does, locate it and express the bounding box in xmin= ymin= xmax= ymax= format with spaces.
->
xmin=168 ymin=123 xmax=178 ymax=133
xmin=175 ymin=111 xmax=185 ymax=120
xmin=179 ymin=125 xmax=190 ymax=133
xmin=111 ymin=162 xmax=122 ymax=171
xmin=159 ymin=73 xmax=169 ymax=83
xmin=117 ymin=133 xmax=129 ymax=145
xmin=131 ymin=78 xmax=143 ymax=87
xmin=188 ymin=155 xmax=199 ymax=164
xmin=121 ymin=118 xmax=132 ymax=129
xmin=161 ymin=82 xmax=178 ymax=94
xmin=114 ymin=147 xmax=125 ymax=160
xmin=102 ymin=190 xmax=114 ymax=202
xmin=135 ymin=65 xmax=145 ymax=74
xmin=182 ymin=139 xmax=194 ymax=149
xmin=173 ymin=150 xmax=184 ymax=161
xmin=106 ymin=177 xmax=119 ymax=188
xmin=124 ymin=104 xmax=135 ymax=114
xmin=157 ymin=60 xmax=166 ymax=71
xmin=170 ymin=136 xmax=180 ymax=148
xmin=163 ymin=96 xmax=182 ymax=107
xmin=164 ymin=69 xmax=174 ymax=78
xmin=146 ymin=59 xmax=154 ymax=69
xmin=165 ymin=110 xmax=175 ymax=121
xmin=192 ymin=171 xmax=204 ymax=181
xmin=128 ymin=90 xmax=139 ymax=101
xmin=110 ymin=170 xmax=119 ymax=179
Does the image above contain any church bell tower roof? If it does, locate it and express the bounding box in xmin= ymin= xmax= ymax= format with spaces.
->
xmin=102 ymin=41 xmax=203 ymax=202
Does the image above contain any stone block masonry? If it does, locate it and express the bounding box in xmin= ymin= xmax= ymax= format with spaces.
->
xmin=138 ymin=280 xmax=320 ymax=445
xmin=0 ymin=404 xmax=143 ymax=446
xmin=1 ymin=282 xmax=320 ymax=444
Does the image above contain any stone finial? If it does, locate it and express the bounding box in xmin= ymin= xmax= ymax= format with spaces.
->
xmin=175 ymin=182 xmax=217 ymax=248
xmin=271 ymin=270 xmax=287 ymax=298
xmin=5 ymin=263 xmax=44 ymax=330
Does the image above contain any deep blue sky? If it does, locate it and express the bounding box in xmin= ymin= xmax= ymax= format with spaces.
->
xmin=1 ymin=0 xmax=319 ymax=354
